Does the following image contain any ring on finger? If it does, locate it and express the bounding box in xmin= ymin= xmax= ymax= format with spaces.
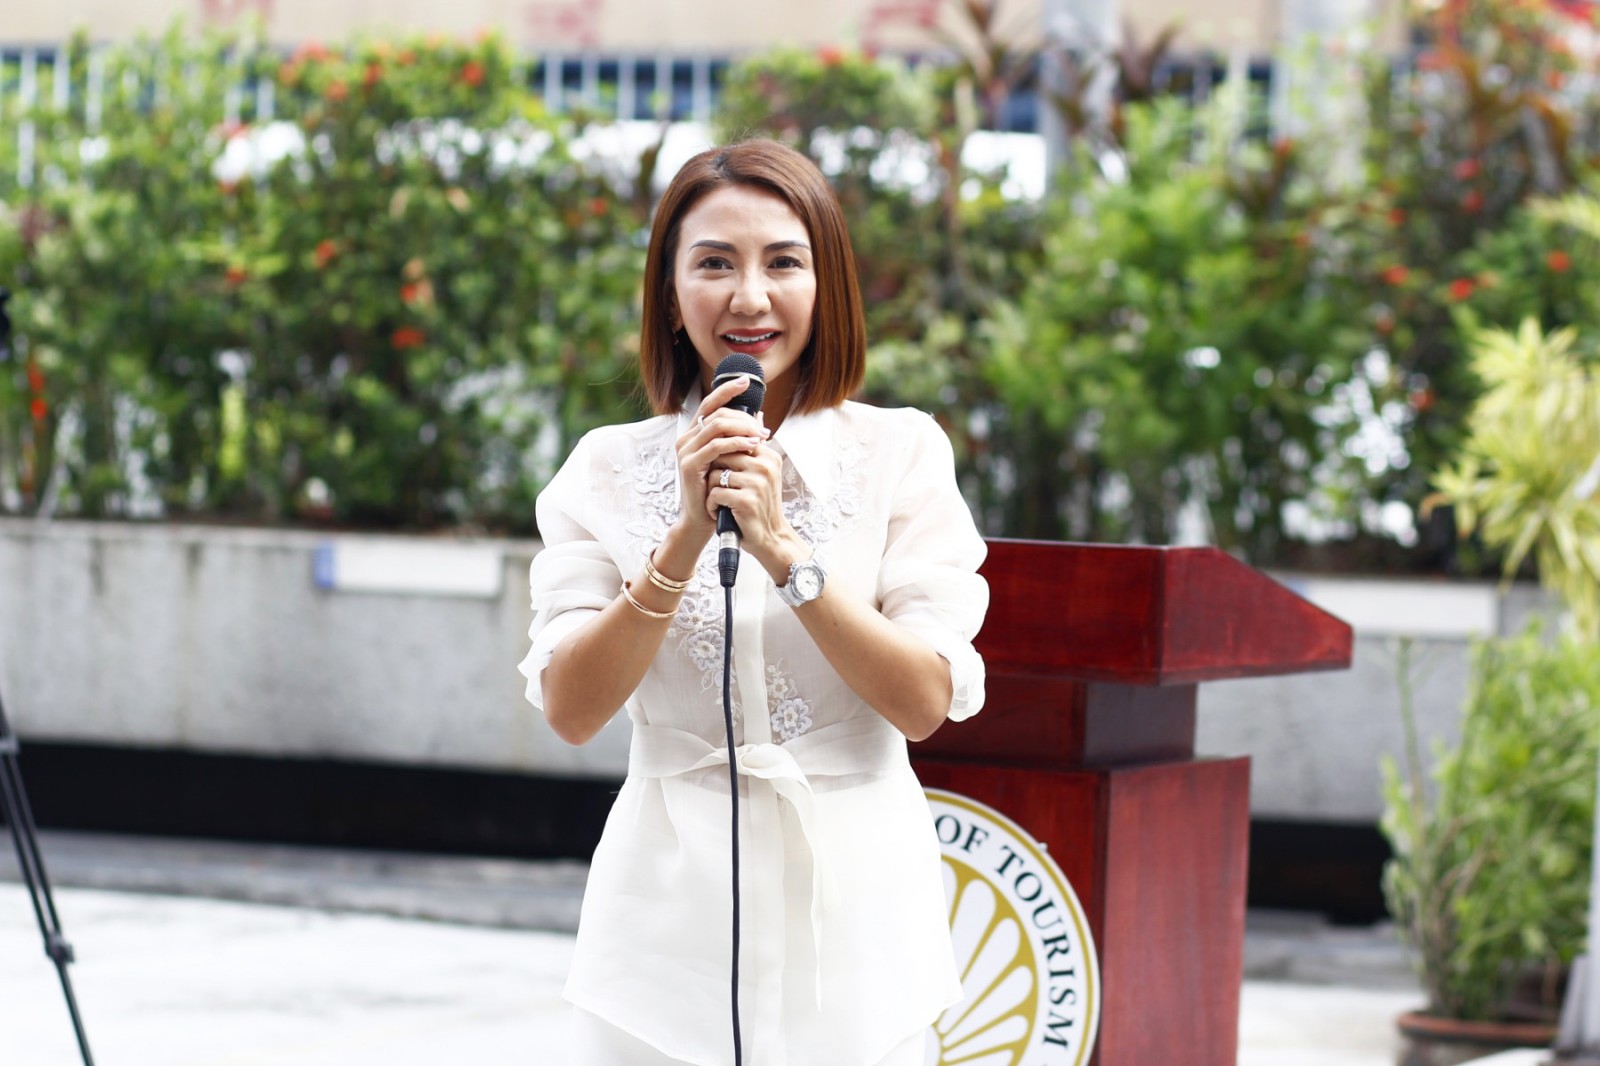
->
xmin=719 ymin=469 xmax=733 ymax=488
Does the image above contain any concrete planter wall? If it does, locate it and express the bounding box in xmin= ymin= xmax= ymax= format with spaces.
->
xmin=1198 ymin=573 xmax=1550 ymax=823
xmin=0 ymin=518 xmax=629 ymax=780
xmin=0 ymin=518 xmax=1551 ymax=823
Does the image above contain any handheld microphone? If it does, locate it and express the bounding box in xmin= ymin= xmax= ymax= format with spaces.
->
xmin=710 ymin=354 xmax=766 ymax=587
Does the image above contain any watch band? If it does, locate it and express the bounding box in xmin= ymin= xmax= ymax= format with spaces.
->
xmin=776 ymin=554 xmax=826 ymax=607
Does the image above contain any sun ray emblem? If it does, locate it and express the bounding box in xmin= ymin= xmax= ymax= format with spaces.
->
xmin=925 ymin=790 xmax=1100 ymax=1066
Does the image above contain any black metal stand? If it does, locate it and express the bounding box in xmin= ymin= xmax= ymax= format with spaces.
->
xmin=0 ymin=689 xmax=95 ymax=1065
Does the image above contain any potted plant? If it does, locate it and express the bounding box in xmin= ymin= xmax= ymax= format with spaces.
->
xmin=1382 ymin=307 xmax=1600 ymax=1063
xmin=1382 ymin=629 xmax=1600 ymax=1064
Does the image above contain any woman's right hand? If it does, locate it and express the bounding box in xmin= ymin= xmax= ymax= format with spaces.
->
xmin=670 ymin=375 xmax=771 ymax=547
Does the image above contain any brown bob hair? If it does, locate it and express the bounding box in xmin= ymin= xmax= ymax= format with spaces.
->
xmin=639 ymin=139 xmax=867 ymax=416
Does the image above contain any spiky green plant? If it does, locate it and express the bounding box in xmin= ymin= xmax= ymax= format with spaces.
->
xmin=1430 ymin=317 xmax=1600 ymax=642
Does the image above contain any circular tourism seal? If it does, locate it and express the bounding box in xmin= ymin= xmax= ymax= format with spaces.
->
xmin=924 ymin=789 xmax=1101 ymax=1066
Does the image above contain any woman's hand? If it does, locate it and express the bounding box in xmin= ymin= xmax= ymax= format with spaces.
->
xmin=668 ymin=373 xmax=808 ymax=583
xmin=667 ymin=375 xmax=772 ymax=546
xmin=700 ymin=412 xmax=811 ymax=585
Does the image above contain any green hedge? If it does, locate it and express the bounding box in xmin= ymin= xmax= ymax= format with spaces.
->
xmin=0 ymin=28 xmax=645 ymax=531
xmin=3 ymin=4 xmax=1598 ymax=567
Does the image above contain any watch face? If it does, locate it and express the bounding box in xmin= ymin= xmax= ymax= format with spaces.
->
xmin=793 ymin=564 xmax=822 ymax=599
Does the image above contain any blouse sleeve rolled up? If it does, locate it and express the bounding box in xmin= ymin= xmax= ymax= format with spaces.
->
xmin=516 ymin=435 xmax=622 ymax=714
xmin=875 ymin=410 xmax=989 ymax=723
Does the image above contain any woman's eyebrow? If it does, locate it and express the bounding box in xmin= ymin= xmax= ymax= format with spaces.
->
xmin=687 ymin=239 xmax=812 ymax=252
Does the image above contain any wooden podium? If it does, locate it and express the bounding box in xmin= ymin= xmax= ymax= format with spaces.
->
xmin=913 ymin=540 xmax=1353 ymax=1066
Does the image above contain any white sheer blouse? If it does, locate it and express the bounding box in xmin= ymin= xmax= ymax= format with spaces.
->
xmin=518 ymin=398 xmax=989 ymax=1066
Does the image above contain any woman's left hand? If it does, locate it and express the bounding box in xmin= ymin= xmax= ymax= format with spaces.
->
xmin=706 ymin=440 xmax=807 ymax=581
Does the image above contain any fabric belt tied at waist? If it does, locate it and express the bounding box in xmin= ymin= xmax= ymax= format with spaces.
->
xmin=627 ymin=715 xmax=907 ymax=1006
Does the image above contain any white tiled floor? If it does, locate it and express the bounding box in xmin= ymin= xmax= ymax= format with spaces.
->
xmin=0 ymin=885 xmax=1541 ymax=1066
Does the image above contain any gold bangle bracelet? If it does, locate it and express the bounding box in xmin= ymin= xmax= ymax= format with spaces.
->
xmin=621 ymin=580 xmax=677 ymax=620
xmin=644 ymin=551 xmax=692 ymax=593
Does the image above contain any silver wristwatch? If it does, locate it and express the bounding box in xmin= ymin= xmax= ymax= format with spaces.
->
xmin=775 ymin=554 xmax=826 ymax=607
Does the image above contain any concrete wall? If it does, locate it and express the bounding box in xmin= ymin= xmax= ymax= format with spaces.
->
xmin=0 ymin=518 xmax=630 ymax=779
xmin=0 ymin=517 xmax=1548 ymax=822
xmin=1198 ymin=577 xmax=1549 ymax=822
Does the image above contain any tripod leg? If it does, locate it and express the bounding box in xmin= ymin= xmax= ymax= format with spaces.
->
xmin=0 ymin=719 xmax=96 ymax=1065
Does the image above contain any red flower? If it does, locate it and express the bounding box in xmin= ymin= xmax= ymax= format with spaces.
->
xmin=1448 ymin=277 xmax=1476 ymax=301
xmin=460 ymin=61 xmax=485 ymax=87
xmin=817 ymin=45 xmax=846 ymax=67
xmin=588 ymin=196 xmax=609 ymax=217
xmin=30 ymin=398 xmax=47 ymax=422
xmin=314 ymin=239 xmax=339 ymax=269
xmin=1453 ymin=158 xmax=1481 ymax=181
xmin=1381 ymin=265 xmax=1410 ymax=286
xmin=278 ymin=60 xmax=300 ymax=86
xmin=225 ymin=265 xmax=249 ymax=287
xmin=325 ymin=80 xmax=349 ymax=103
xmin=26 ymin=362 xmax=44 ymax=393
xmin=397 ymin=49 xmax=417 ymax=66
xmin=1388 ymin=207 xmax=1406 ymax=226
xmin=295 ymin=42 xmax=331 ymax=63
xmin=364 ymin=62 xmax=383 ymax=89
xmin=1548 ymin=249 xmax=1572 ymax=273
xmin=392 ymin=326 xmax=426 ymax=349
xmin=1547 ymin=70 xmax=1567 ymax=90
xmin=1409 ymin=387 xmax=1435 ymax=412
xmin=1460 ymin=189 xmax=1485 ymax=214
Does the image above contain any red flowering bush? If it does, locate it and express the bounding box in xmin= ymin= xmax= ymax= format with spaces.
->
xmin=0 ymin=26 xmax=645 ymax=530
xmin=1340 ymin=0 xmax=1600 ymax=520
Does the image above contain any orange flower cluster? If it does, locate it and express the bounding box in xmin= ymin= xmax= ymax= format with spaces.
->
xmin=26 ymin=361 xmax=46 ymax=423
xmin=392 ymin=327 xmax=427 ymax=349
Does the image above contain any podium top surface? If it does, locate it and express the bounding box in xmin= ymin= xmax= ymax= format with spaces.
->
xmin=975 ymin=540 xmax=1352 ymax=685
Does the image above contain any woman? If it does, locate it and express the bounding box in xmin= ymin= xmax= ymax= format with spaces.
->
xmin=518 ymin=139 xmax=988 ymax=1066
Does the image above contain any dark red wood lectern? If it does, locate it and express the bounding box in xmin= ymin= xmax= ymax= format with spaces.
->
xmin=913 ymin=540 xmax=1353 ymax=1066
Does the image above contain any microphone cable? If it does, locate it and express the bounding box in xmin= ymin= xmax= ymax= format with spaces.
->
xmin=707 ymin=352 xmax=762 ymax=1065
xmin=721 ymin=582 xmax=744 ymax=1065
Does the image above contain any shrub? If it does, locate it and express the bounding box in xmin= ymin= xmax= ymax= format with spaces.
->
xmin=0 ymin=27 xmax=646 ymax=531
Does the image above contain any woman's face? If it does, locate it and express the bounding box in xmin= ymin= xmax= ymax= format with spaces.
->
xmin=671 ymin=184 xmax=817 ymax=412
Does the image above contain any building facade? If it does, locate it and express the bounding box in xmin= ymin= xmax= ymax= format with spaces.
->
xmin=12 ymin=0 xmax=1385 ymax=58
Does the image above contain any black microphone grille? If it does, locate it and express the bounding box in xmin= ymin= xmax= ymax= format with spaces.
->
xmin=712 ymin=353 xmax=765 ymax=415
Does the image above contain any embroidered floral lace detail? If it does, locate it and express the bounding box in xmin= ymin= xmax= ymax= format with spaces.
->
xmin=781 ymin=431 xmax=865 ymax=550
xmin=622 ymin=444 xmax=679 ymax=549
xmin=626 ymin=442 xmax=741 ymax=725
xmin=623 ymin=430 xmax=868 ymax=739
xmin=766 ymin=663 xmax=814 ymax=743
